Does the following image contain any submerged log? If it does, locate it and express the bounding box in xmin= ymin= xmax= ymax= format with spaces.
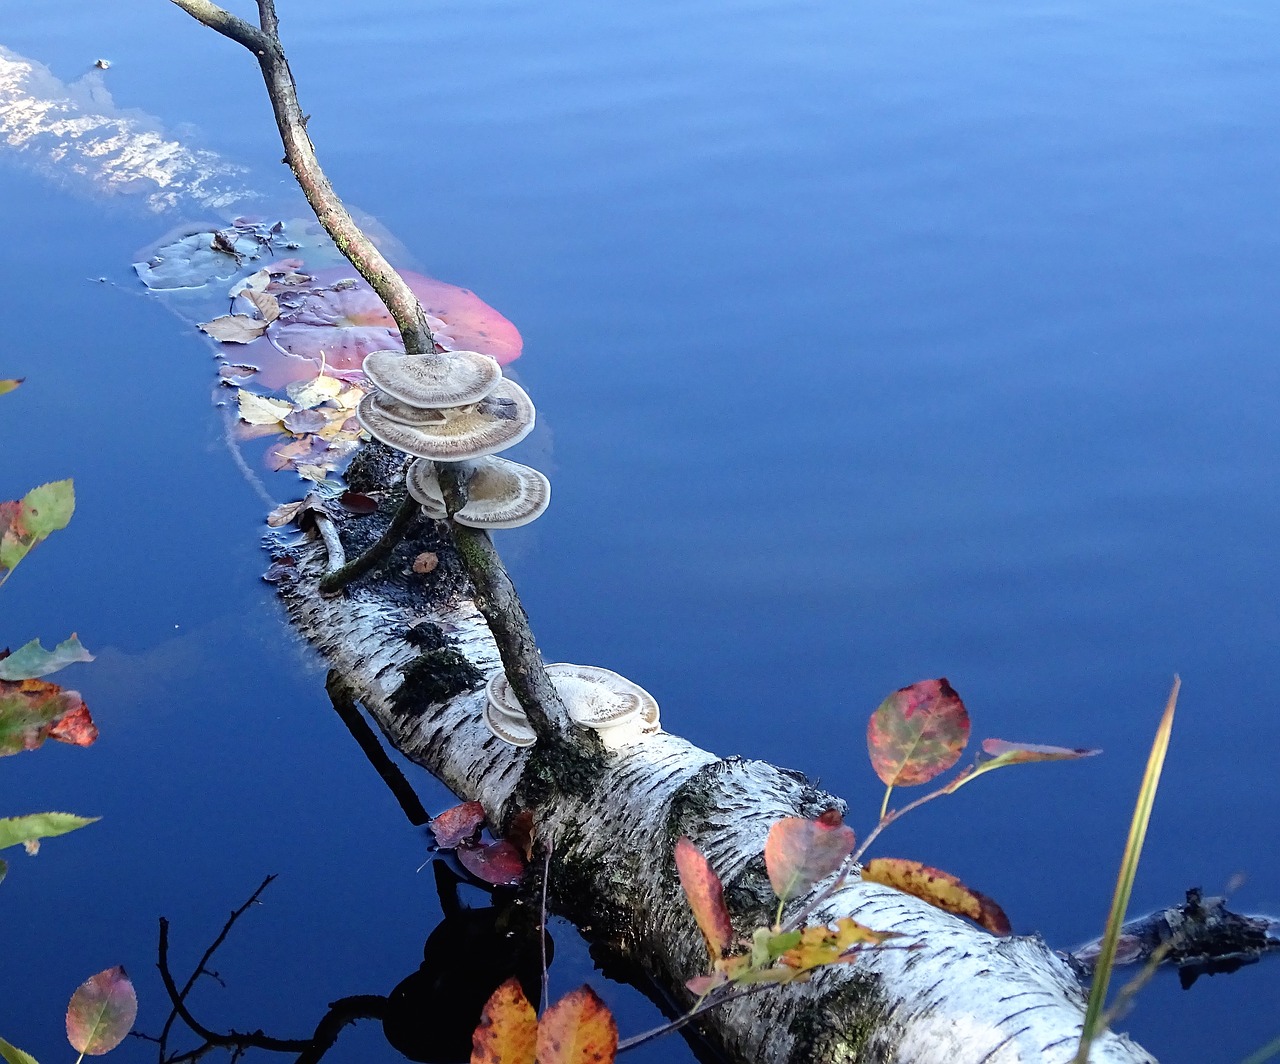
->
xmin=272 ymin=446 xmax=1156 ymax=1064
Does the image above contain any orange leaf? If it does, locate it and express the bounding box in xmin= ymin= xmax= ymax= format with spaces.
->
xmin=861 ymin=857 xmax=1011 ymax=935
xmin=866 ymin=678 xmax=970 ymax=787
xmin=674 ymin=837 xmax=733 ymax=962
xmin=431 ymin=801 xmax=487 ymax=849
xmin=471 ymin=978 xmax=537 ymax=1064
xmin=781 ymin=916 xmax=898 ymax=972
xmin=536 ymin=986 xmax=618 ymax=1064
xmin=0 ymin=678 xmax=96 ymax=756
xmin=763 ymin=810 xmax=856 ymax=903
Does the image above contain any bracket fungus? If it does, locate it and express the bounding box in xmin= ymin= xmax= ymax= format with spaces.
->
xmin=363 ymin=348 xmax=501 ymax=408
xmin=356 ymin=377 xmax=535 ymax=462
xmin=405 ymin=457 xmax=551 ymax=529
xmin=483 ymin=664 xmax=661 ymax=749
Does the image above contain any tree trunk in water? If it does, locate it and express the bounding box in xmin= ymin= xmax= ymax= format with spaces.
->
xmin=275 ymin=447 xmax=1157 ymax=1064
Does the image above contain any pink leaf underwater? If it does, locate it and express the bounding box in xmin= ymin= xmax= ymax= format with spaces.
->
xmin=226 ymin=267 xmax=523 ymax=388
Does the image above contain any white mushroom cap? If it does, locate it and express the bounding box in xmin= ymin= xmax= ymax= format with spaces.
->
xmin=356 ymin=378 xmax=535 ymax=461
xmin=483 ymin=700 xmax=536 ymax=747
xmin=363 ymin=349 xmax=501 ymax=408
xmin=486 ymin=663 xmax=659 ymax=731
xmin=406 ymin=457 xmax=550 ymax=530
xmin=368 ymin=391 xmax=450 ymax=427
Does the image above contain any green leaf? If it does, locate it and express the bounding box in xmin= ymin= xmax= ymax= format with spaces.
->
xmin=0 ymin=635 xmax=94 ymax=681
xmin=0 ymin=480 xmax=75 ymax=586
xmin=0 ymin=812 xmax=98 ymax=852
xmin=66 ymin=966 xmax=137 ymax=1056
xmin=0 ymin=1035 xmax=40 ymax=1064
xmin=0 ymin=379 xmax=23 ymax=397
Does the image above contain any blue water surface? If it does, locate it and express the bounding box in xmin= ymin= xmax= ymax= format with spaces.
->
xmin=1 ymin=0 xmax=1278 ymax=1060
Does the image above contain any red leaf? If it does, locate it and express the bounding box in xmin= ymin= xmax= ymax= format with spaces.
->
xmin=471 ymin=977 xmax=537 ymax=1064
xmin=861 ymin=857 xmax=1011 ymax=936
xmin=431 ymin=801 xmax=487 ymax=848
xmin=763 ymin=811 xmax=856 ymax=903
xmin=536 ymin=986 xmax=618 ymax=1064
xmin=674 ymin=837 xmax=733 ymax=962
xmin=866 ymin=678 xmax=970 ymax=787
xmin=66 ymin=965 xmax=137 ymax=1055
xmin=338 ymin=491 xmax=379 ymax=515
xmin=458 ymin=841 xmax=526 ymax=886
xmin=47 ymin=704 xmax=99 ymax=747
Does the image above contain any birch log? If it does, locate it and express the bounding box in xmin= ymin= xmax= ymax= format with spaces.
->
xmin=276 ymin=447 xmax=1158 ymax=1064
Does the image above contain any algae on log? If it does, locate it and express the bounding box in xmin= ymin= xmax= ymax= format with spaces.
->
xmin=275 ymin=451 xmax=1157 ymax=1064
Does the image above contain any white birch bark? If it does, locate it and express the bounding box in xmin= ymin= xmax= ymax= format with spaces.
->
xmin=277 ymin=493 xmax=1158 ymax=1064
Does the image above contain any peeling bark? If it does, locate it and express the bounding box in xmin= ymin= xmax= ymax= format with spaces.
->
xmin=273 ymin=479 xmax=1157 ymax=1064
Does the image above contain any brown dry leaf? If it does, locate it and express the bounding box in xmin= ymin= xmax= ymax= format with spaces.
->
xmin=237 ymin=389 xmax=294 ymax=426
xmin=200 ymin=314 xmax=269 ymax=343
xmin=233 ymin=267 xmax=272 ymax=296
xmin=283 ymin=409 xmax=328 ymax=435
xmin=243 ymin=289 xmax=281 ymax=323
xmin=413 ymin=552 xmax=439 ymax=574
xmin=266 ymin=501 xmax=305 ymax=528
xmin=296 ymin=463 xmax=329 ymax=483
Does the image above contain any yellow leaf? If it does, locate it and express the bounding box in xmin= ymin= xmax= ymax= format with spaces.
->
xmin=237 ymin=389 xmax=294 ymax=426
xmin=471 ymin=978 xmax=536 ymax=1064
xmin=287 ymin=374 xmax=344 ymax=410
xmin=861 ymin=858 xmax=1011 ymax=935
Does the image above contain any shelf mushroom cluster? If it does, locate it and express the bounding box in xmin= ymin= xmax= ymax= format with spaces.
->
xmin=484 ymin=664 xmax=661 ymax=749
xmin=356 ymin=346 xmax=661 ymax=750
xmin=356 ymin=348 xmax=551 ymax=529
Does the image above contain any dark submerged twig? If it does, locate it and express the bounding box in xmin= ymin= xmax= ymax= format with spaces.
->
xmin=326 ymin=670 xmax=431 ymax=825
xmin=156 ymin=874 xmax=278 ymax=1054
xmin=158 ymin=916 xmax=312 ymax=1053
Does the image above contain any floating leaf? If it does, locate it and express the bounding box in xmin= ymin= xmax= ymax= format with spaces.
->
xmin=867 ymin=678 xmax=970 ymax=788
xmin=471 ymin=978 xmax=536 ymax=1064
xmin=457 ymin=841 xmax=526 ymax=886
xmin=0 ymin=480 xmax=75 ymax=586
xmin=199 ymin=314 xmax=268 ymax=343
xmin=0 ymin=379 xmax=23 ymax=396
xmin=133 ymin=227 xmax=269 ymax=290
xmin=861 ymin=857 xmax=1010 ymax=936
xmin=0 ymin=812 xmax=98 ymax=852
xmin=283 ymin=408 xmax=328 ymax=434
xmin=0 ymin=677 xmax=97 ymax=756
xmin=237 ymin=389 xmax=294 ymax=426
xmin=242 ymin=289 xmax=280 ymax=323
xmin=66 ymin=966 xmax=137 ymax=1056
xmin=0 ymin=635 xmax=94 ymax=681
xmin=431 ymin=800 xmax=487 ymax=848
xmin=0 ymin=1035 xmax=39 ymax=1064
xmin=536 ymin=986 xmax=618 ymax=1064
xmin=286 ymin=373 xmax=344 ymax=409
xmin=764 ymin=810 xmax=856 ymax=903
xmin=674 ymin=837 xmax=733 ymax=962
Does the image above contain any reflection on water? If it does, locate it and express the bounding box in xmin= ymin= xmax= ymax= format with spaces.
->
xmin=0 ymin=44 xmax=251 ymax=211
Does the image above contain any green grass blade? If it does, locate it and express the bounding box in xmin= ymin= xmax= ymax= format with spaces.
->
xmin=1074 ymin=677 xmax=1179 ymax=1063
